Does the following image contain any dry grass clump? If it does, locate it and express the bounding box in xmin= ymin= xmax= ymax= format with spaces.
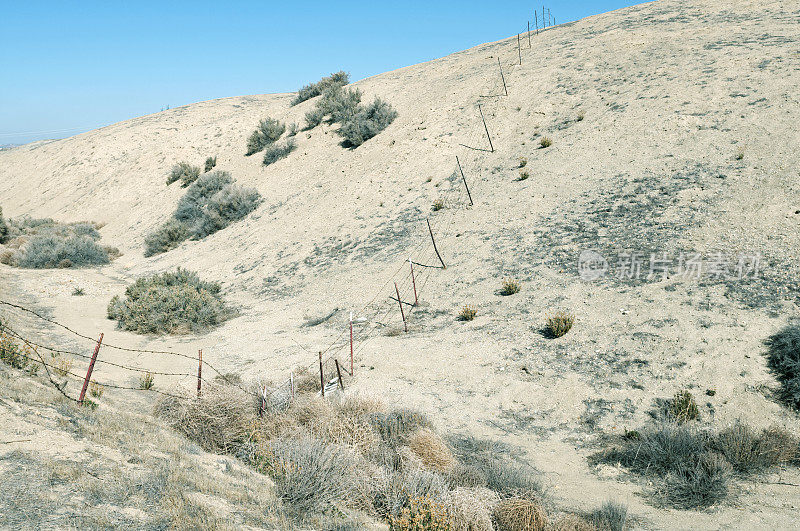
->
xmin=501 ymin=278 xmax=521 ymax=296
xmin=710 ymin=421 xmax=798 ymax=473
xmin=89 ymin=381 xmax=105 ymax=398
xmin=459 ymin=305 xmax=478 ymax=321
xmin=408 ymin=429 xmax=456 ymax=474
xmin=432 ymin=199 xmax=445 ymax=211
xmin=0 ymin=328 xmax=36 ymax=373
xmin=388 ymin=494 xmax=453 ymax=531
xmin=519 ymin=157 xmax=528 ymax=168
xmin=667 ymin=390 xmax=699 ymax=423
xmin=204 ymin=156 xmax=217 ymax=172
xmin=546 ymin=311 xmax=574 ymax=338
xmin=550 ymin=514 xmax=595 ymax=531
xmin=139 ymin=372 xmax=155 ymax=390
xmin=493 ymin=497 xmax=548 ymax=531
xmin=0 ymin=206 xmax=8 ymax=243
xmin=107 ymin=268 xmax=231 ymax=334
xmin=517 ymin=170 xmax=530 ymax=181
xmin=449 ymin=487 xmax=499 ymax=531
xmin=588 ymin=501 xmax=628 ymax=531
xmin=166 ymin=162 xmax=201 ymax=187
xmin=539 ymin=137 xmax=552 ymax=148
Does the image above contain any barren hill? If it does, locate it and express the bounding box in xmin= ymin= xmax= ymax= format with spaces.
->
xmin=2 ymin=0 xmax=800 ymax=528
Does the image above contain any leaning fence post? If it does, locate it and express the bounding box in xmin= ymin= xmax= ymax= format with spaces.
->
xmin=79 ymin=333 xmax=103 ymax=404
xmin=456 ymin=156 xmax=473 ymax=206
xmin=394 ymin=282 xmax=408 ymax=332
xmin=517 ymin=33 xmax=522 ymax=65
xmin=478 ymin=104 xmax=494 ymax=152
xmin=349 ymin=312 xmax=354 ymax=375
xmin=497 ymin=57 xmax=508 ymax=97
xmin=197 ymin=349 xmax=202 ymax=398
xmin=528 ymin=21 xmax=532 ymax=47
xmin=409 ymin=259 xmax=419 ymax=306
xmin=335 ymin=359 xmax=345 ymax=390
xmin=319 ymin=351 xmax=325 ymax=397
xmin=427 ymin=218 xmax=446 ymax=269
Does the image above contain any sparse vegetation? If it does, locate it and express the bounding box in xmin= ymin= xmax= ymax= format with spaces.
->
xmin=145 ymin=171 xmax=261 ymax=256
xmin=577 ymin=111 xmax=585 ymax=121
xmin=588 ymin=501 xmax=628 ymax=531
xmin=263 ymin=139 xmax=296 ymax=166
xmin=500 ymin=279 xmax=521 ymax=296
xmin=764 ymin=322 xmax=800 ymax=409
xmin=71 ymin=287 xmax=85 ymax=296
xmin=546 ymin=310 xmax=575 ymax=338
xmin=519 ymin=157 xmax=528 ymax=168
xmin=0 ymin=329 xmax=33 ymax=371
xmin=539 ymin=136 xmax=553 ymax=148
xmin=518 ymin=170 xmax=530 ymax=181
xmin=107 ymin=268 xmax=232 ymax=334
xmin=246 ymin=118 xmax=286 ymax=155
xmin=292 ymin=71 xmax=350 ymax=106
xmin=735 ymin=149 xmax=744 ymax=160
xmin=493 ymin=497 xmax=548 ymax=531
xmin=167 ymin=162 xmax=201 ymax=187
xmin=0 ymin=216 xmax=117 ymax=269
xmin=459 ymin=305 xmax=478 ymax=321
xmin=598 ymin=421 xmax=798 ymax=509
xmin=287 ymin=123 xmax=299 ymax=137
xmin=89 ymin=381 xmax=105 ymax=398
xmin=432 ymin=199 xmax=445 ymax=211
xmin=0 ymin=206 xmax=8 ymax=243
xmin=139 ymin=372 xmax=155 ymax=390
xmin=304 ymin=107 xmax=326 ymax=129
xmin=204 ymin=156 xmax=217 ymax=172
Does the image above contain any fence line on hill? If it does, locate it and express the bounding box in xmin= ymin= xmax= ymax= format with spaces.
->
xmin=0 ymin=7 xmax=557 ymax=410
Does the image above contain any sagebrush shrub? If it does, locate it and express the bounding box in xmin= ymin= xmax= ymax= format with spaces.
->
xmin=338 ymin=97 xmax=398 ymax=147
xmin=432 ymin=199 xmax=445 ymax=211
xmin=167 ymin=162 xmax=201 ymax=187
xmin=500 ymin=279 xmax=521 ymax=296
xmin=322 ymin=87 xmax=362 ymax=124
xmin=263 ymin=139 xmax=297 ymax=166
xmin=459 ymin=305 xmax=477 ymax=321
xmin=588 ymin=501 xmax=628 ymax=531
xmin=0 ymin=206 xmax=8 ymax=243
xmin=246 ymin=118 xmax=286 ymax=155
xmin=764 ymin=322 xmax=800 ymax=409
xmin=292 ymin=71 xmax=350 ymax=106
xmin=146 ymin=171 xmax=261 ymax=256
xmin=204 ymin=156 xmax=217 ymax=172
xmin=711 ymin=421 xmax=797 ymax=472
xmin=304 ymin=107 xmax=326 ymax=129
xmin=539 ymin=137 xmax=553 ymax=148
xmin=0 ymin=329 xmax=32 ymax=370
xmin=17 ymin=234 xmax=110 ymax=269
xmin=107 ymin=268 xmax=231 ymax=334
xmin=493 ymin=497 xmax=548 ymax=531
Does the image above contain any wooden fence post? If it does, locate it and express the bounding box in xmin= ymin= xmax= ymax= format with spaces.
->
xmin=543 ymin=6 xmax=546 ymax=28
xmin=478 ymin=104 xmax=494 ymax=152
xmin=395 ymin=282 xmax=408 ymax=332
xmin=349 ymin=312 xmax=354 ymax=375
xmin=197 ymin=349 xmax=203 ymax=397
xmin=409 ymin=259 xmax=418 ymax=306
xmin=335 ymin=359 xmax=345 ymax=390
xmin=79 ymin=333 xmax=103 ymax=404
xmin=535 ymin=11 xmax=539 ymax=34
xmin=456 ymin=156 xmax=473 ymax=206
xmin=517 ymin=33 xmax=522 ymax=65
xmin=528 ymin=21 xmax=531 ymax=47
xmin=497 ymin=57 xmax=508 ymax=96
xmin=319 ymin=351 xmax=325 ymax=397
xmin=290 ymin=371 xmax=295 ymax=399
xmin=427 ymin=218 xmax=446 ymax=269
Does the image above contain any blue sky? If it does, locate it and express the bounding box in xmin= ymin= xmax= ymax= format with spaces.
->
xmin=0 ymin=1 xmax=644 ymax=146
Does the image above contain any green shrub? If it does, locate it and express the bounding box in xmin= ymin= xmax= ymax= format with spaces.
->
xmin=322 ymin=87 xmax=362 ymax=124
xmin=167 ymin=162 xmax=201 ymax=187
xmin=262 ymin=139 xmax=297 ymax=166
xmin=140 ymin=372 xmax=155 ymax=390
xmin=204 ymin=156 xmax=217 ymax=173
xmin=458 ymin=305 xmax=477 ymax=321
xmin=292 ymin=71 xmax=350 ymax=106
xmin=500 ymin=279 xmax=521 ymax=296
xmin=246 ymin=118 xmax=285 ymax=155
xmin=660 ymin=451 xmax=731 ymax=509
xmin=287 ymin=123 xmax=299 ymax=137
xmin=337 ymin=97 xmax=398 ymax=147
xmin=17 ymin=235 xmax=110 ymax=269
xmin=304 ymin=107 xmax=326 ymax=130
xmin=588 ymin=501 xmax=628 ymax=531
xmin=764 ymin=322 xmax=800 ymax=409
xmin=146 ymin=171 xmax=261 ymax=256
xmin=1 ymin=329 xmax=31 ymax=370
xmin=144 ymin=218 xmax=191 ymax=257
xmin=107 ymin=268 xmax=231 ymax=334
xmin=711 ymin=421 xmax=798 ymax=473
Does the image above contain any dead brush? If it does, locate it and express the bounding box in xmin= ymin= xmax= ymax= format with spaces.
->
xmin=517 ymin=170 xmax=530 ymax=181
xmin=52 ymin=355 xmax=73 ymax=377
xmin=459 ymin=305 xmax=478 ymax=321
xmin=448 ymin=487 xmax=499 ymax=531
xmin=519 ymin=157 xmax=528 ymax=168
xmin=89 ymin=382 xmax=105 ymax=398
xmin=668 ymin=390 xmax=699 ymax=423
xmin=546 ymin=310 xmax=575 ymax=338
xmin=388 ymin=493 xmax=453 ymax=531
xmin=407 ymin=428 xmax=456 ymax=473
xmin=501 ymin=278 xmax=521 ymax=296
xmin=493 ymin=497 xmax=548 ymax=531
xmin=539 ymin=137 xmax=553 ymax=148
xmin=432 ymin=199 xmax=445 ymax=212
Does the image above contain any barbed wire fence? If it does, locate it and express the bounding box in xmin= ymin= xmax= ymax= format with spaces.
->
xmin=0 ymin=8 xmax=559 ymax=412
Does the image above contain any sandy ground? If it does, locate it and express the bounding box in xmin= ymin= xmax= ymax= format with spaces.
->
xmin=2 ymin=0 xmax=800 ymax=528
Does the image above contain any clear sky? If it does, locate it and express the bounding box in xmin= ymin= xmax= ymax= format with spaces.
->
xmin=0 ymin=1 xmax=645 ymax=146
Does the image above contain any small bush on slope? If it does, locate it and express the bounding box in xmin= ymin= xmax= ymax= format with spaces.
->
xmin=246 ymin=118 xmax=285 ymax=155
xmin=0 ymin=206 xmax=9 ymax=243
xmin=145 ymin=171 xmax=261 ymax=256
xmin=263 ymin=139 xmax=296 ymax=166
xmin=166 ymin=162 xmax=201 ymax=187
xmin=764 ymin=322 xmax=800 ymax=410
xmin=107 ymin=268 xmax=231 ymax=334
xmin=337 ymin=97 xmax=398 ymax=147
xmin=17 ymin=234 xmax=110 ymax=269
xmin=292 ymin=70 xmax=350 ymax=106
xmin=204 ymin=156 xmax=217 ymax=173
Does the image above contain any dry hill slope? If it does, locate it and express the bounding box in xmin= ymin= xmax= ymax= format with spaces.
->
xmin=2 ymin=0 xmax=800 ymax=528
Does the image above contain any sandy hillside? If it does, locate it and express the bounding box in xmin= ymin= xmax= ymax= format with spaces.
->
xmin=2 ymin=0 xmax=800 ymax=528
